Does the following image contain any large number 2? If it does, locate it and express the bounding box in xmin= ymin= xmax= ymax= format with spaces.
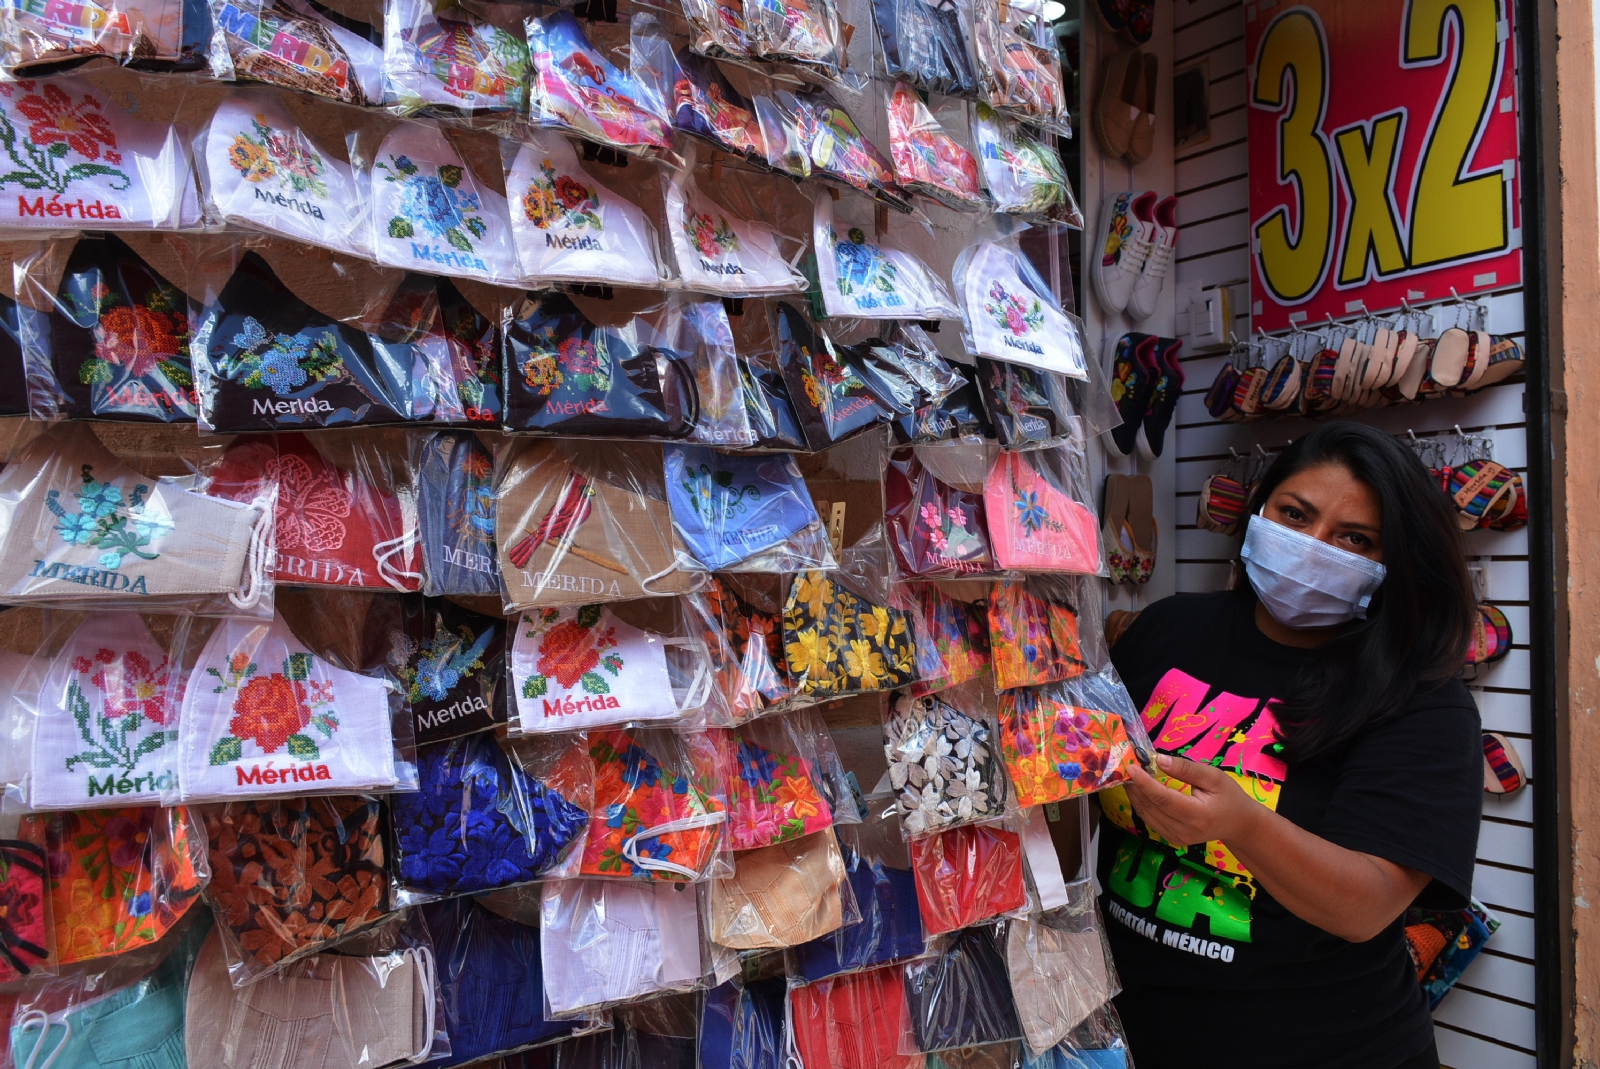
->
xmin=1404 ymin=0 xmax=1508 ymax=269
xmin=1251 ymin=11 xmax=1334 ymax=304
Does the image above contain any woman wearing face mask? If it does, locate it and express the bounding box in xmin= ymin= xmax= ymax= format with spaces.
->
xmin=1100 ymin=422 xmax=1480 ymax=1069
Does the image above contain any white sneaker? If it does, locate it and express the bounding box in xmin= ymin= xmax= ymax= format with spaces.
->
xmin=1093 ymin=190 xmax=1157 ymax=315
xmin=1127 ymin=194 xmax=1177 ymax=321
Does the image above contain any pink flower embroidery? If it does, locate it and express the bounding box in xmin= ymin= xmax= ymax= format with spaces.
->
xmin=91 ymin=651 xmax=173 ymax=725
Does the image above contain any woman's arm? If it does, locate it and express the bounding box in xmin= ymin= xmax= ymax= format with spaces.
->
xmin=1123 ymin=754 xmax=1432 ymax=943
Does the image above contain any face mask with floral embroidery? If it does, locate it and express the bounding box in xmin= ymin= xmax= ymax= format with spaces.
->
xmin=386 ymin=595 xmax=506 ymax=744
xmin=957 ymin=241 xmax=1085 ymax=379
xmin=510 ymin=604 xmax=711 ymax=733
xmin=383 ymin=0 xmax=528 ymax=118
xmin=873 ymin=0 xmax=976 ymax=95
xmin=525 ymin=11 xmax=674 ymax=152
xmin=175 ymin=612 xmax=399 ymax=801
xmin=886 ymin=83 xmax=984 ymax=212
xmin=773 ymin=302 xmax=892 ymax=452
xmin=997 ymin=684 xmax=1135 ymax=808
xmin=507 ymin=131 xmax=661 ymax=289
xmin=698 ymin=576 xmax=793 ymax=720
xmin=578 ymin=727 xmax=727 ymax=882
xmin=674 ymin=50 xmax=765 ymax=161
xmin=664 ymin=174 xmax=805 ymax=298
xmin=884 ymin=448 xmax=993 ymax=579
xmin=0 ymin=80 xmax=199 ymax=230
xmin=791 ymin=94 xmax=901 ymax=199
xmin=781 ymin=570 xmax=921 ymax=699
xmin=416 ymin=430 xmax=500 ymax=598
xmin=368 ymin=121 xmax=522 ymax=286
xmin=25 ymin=614 xmax=181 ymax=810
xmin=0 ymin=837 xmax=50 ymax=983
xmin=0 ymin=424 xmax=266 ymax=608
xmin=907 ymin=585 xmax=990 ymax=699
xmin=201 ymin=92 xmax=367 ymax=256
xmin=21 ymin=235 xmax=199 ymax=424
xmin=984 ymin=449 xmax=1099 ymax=574
xmin=716 ymin=716 xmax=834 ymax=851
xmin=987 ymin=580 xmax=1086 ymax=691
xmin=813 ymin=193 xmax=959 ymax=321
xmin=210 ymin=0 xmax=386 ymax=107
xmin=664 ymin=445 xmax=822 ymax=571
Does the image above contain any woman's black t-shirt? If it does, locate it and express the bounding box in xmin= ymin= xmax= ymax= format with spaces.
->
xmin=1098 ymin=589 xmax=1482 ymax=1069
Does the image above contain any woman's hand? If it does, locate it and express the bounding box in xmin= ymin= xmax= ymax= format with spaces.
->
xmin=1124 ymin=754 xmax=1263 ymax=847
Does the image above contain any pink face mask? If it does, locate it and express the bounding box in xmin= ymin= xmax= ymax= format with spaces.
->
xmin=983 ymin=450 xmax=1099 ymax=573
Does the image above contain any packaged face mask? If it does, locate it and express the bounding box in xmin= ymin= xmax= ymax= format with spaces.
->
xmin=710 ymin=828 xmax=847 ymax=949
xmin=175 ymin=612 xmax=400 ymax=802
xmin=773 ymin=303 xmax=891 ymax=451
xmin=208 ymin=433 xmax=421 ymax=592
xmin=885 ymin=693 xmax=1007 ymax=838
xmin=386 ymin=595 xmax=506 ymax=743
xmin=416 ymin=431 xmax=501 ymax=597
xmin=700 ymin=977 xmax=787 ymax=1069
xmin=985 ymin=449 xmax=1100 ymax=574
xmin=791 ymin=815 xmax=925 ymax=982
xmin=905 ymin=924 xmax=1024 ymax=1053
xmin=885 ymin=448 xmax=993 ymax=579
xmin=910 ymin=822 xmax=1026 ymax=935
xmin=664 ymin=445 xmax=823 ymax=571
xmin=789 ymin=964 xmax=922 ymax=1069
xmin=194 ymin=253 xmax=415 ymax=431
xmin=739 ymin=351 xmax=808 ymax=452
xmin=988 ymin=580 xmax=1087 ymax=691
xmin=25 ymin=806 xmax=204 ymax=965
xmin=958 ymin=241 xmax=1085 ymax=378
xmin=526 ymin=11 xmax=673 ymax=152
xmin=674 ymin=50 xmax=766 ymax=160
xmin=579 ymin=727 xmax=727 ymax=882
xmin=502 ymin=293 xmax=701 ymax=439
xmin=873 ymin=0 xmax=976 ymax=94
xmin=507 ymin=131 xmax=662 ymax=288
xmin=510 ymin=603 xmax=710 ymax=733
xmin=887 ymin=84 xmax=984 ymax=212
xmin=424 ymin=279 xmax=503 ymax=426
xmin=678 ymin=298 xmax=757 ymax=449
xmin=792 ymin=95 xmax=901 ymax=200
xmin=781 ymin=570 xmax=920 ymax=699
xmin=0 ymin=79 xmax=197 ymax=230
xmin=539 ymin=877 xmax=703 ymax=1016
xmin=699 ymin=576 xmax=793 ymax=720
xmin=14 ymin=950 xmax=189 ymax=1069
xmin=384 ymin=0 xmax=528 ymax=117
xmin=677 ymin=0 xmax=751 ymax=57
xmin=998 ymin=685 xmax=1136 ymax=808
xmin=973 ymin=104 xmax=1080 ymax=222
xmin=1005 ymin=910 xmax=1113 ymax=1055
xmin=745 ymin=0 xmax=841 ymax=71
xmin=976 ymin=359 xmax=1072 ymax=450
xmin=201 ymin=92 xmax=367 ymax=256
xmin=975 ymin=1 xmax=1067 ymax=128
xmin=0 ymin=0 xmax=206 ymax=70
xmin=814 ymin=193 xmax=959 ymax=320
xmin=0 ymin=837 xmax=50 ymax=983
xmin=664 ymin=175 xmax=804 ymax=297
xmin=207 ymin=0 xmax=385 ymax=106
xmin=368 ymin=122 xmax=523 ymax=286
xmin=21 ymin=235 xmax=198 ymax=424
xmin=907 ymin=585 xmax=991 ymax=698
xmin=0 ymin=425 xmax=264 ymax=608
xmin=718 ymin=715 xmax=835 ymax=850
xmin=23 ymin=614 xmax=181 ymax=810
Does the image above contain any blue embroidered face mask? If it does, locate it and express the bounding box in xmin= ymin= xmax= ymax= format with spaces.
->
xmin=386 ymin=594 xmax=507 ymax=744
xmin=664 ymin=445 xmax=821 ymax=570
xmin=417 ymin=430 xmax=501 ymax=597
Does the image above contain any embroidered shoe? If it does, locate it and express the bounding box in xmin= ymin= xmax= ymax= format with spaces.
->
xmin=1123 ymin=0 xmax=1153 ymax=43
xmin=1109 ymin=333 xmax=1157 ymax=455
xmin=1094 ymin=47 xmax=1142 ymax=161
xmin=1092 ymin=190 xmax=1155 ymax=314
xmin=1141 ymin=337 xmax=1184 ymax=458
xmin=1127 ymin=194 xmax=1177 ymax=321
xmin=1093 ymin=0 xmax=1128 ymax=33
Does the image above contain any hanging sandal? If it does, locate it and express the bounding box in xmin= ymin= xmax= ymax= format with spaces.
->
xmin=1448 ymin=459 xmax=1514 ymax=531
xmin=1101 ymin=473 xmax=1135 ymax=584
xmin=1482 ymin=731 xmax=1526 ymax=795
xmin=1124 ymin=473 xmax=1157 ymax=584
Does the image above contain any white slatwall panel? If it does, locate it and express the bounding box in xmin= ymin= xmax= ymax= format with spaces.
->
xmin=1167 ymin=4 xmax=1537 ymax=1066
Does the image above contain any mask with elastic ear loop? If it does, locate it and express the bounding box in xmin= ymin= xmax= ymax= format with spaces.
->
xmin=1239 ymin=512 xmax=1388 ymax=630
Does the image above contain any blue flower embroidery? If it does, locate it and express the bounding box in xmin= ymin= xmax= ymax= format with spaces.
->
xmin=618 ymin=744 xmax=664 ymax=789
xmin=736 ymin=739 xmax=779 ymax=787
xmin=1014 ymin=491 xmax=1049 ymax=535
xmin=56 ymin=511 xmax=98 ymax=545
xmin=259 ymin=337 xmax=310 ymax=394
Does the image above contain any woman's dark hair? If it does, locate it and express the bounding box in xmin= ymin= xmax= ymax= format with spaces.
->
xmin=1238 ymin=422 xmax=1476 ymax=761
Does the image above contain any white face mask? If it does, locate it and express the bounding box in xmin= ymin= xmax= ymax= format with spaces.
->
xmin=202 ymin=92 xmax=367 ymax=256
xmin=959 ymin=241 xmax=1087 ymax=379
xmin=507 ymin=132 xmax=661 ymax=288
xmin=539 ymin=879 xmax=702 ymax=1017
xmin=665 ymin=176 xmax=805 ymax=297
xmin=367 ymin=122 xmax=523 ymax=286
xmin=812 ymin=192 xmax=959 ymax=321
xmin=509 ymin=605 xmax=710 ymax=732
xmin=1241 ymin=513 xmax=1387 ymax=630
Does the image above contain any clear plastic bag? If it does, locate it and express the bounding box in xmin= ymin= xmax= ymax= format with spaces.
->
xmin=987 ymin=575 xmax=1104 ymax=691
xmin=525 ymin=10 xmax=674 ymax=154
xmin=710 ymin=827 xmax=854 ymax=949
xmin=1 ymin=0 xmax=208 ymax=71
xmin=207 ymin=0 xmax=386 ymax=106
xmin=0 ymin=79 xmax=198 ymax=228
xmin=1003 ymin=884 xmax=1119 ymax=1057
xmin=665 ymin=445 xmax=832 ymax=573
xmin=997 ymin=668 xmax=1148 ymax=809
xmin=199 ymin=794 xmax=393 ymax=986
xmin=206 ymin=430 xmax=421 ymax=591
xmin=697 ymin=575 xmax=795 ymax=722
xmin=414 ymin=430 xmax=501 ymax=597
xmin=788 ymin=963 xmax=923 ymax=1069
xmin=814 ymin=192 xmax=959 ymax=320
xmin=873 ymin=0 xmax=976 ymax=95
xmin=700 ymin=976 xmax=788 ymax=1069
xmin=886 ymin=447 xmax=995 ymax=579
xmin=0 ymin=423 xmax=271 ymax=613
xmin=954 ymin=239 xmax=1086 ymax=379
xmin=1024 ymin=1005 xmax=1132 ymax=1068
xmin=780 ymin=566 xmax=923 ymax=700
xmin=786 ymin=92 xmax=900 ymax=200
xmin=773 ymin=301 xmax=893 ymax=451
xmin=23 ymin=804 xmax=207 ymax=964
xmin=663 ymin=165 xmax=808 ymax=297
xmin=910 ymin=820 xmax=1027 ymax=935
xmin=745 ymin=0 xmax=842 ymax=73
xmin=984 ymin=444 xmax=1100 ymax=575
xmin=391 ymin=731 xmax=589 ymax=903
xmin=906 ymin=584 xmax=991 ymax=698
xmin=887 ymin=86 xmax=984 ymax=212
xmin=417 ymin=278 xmax=505 ymax=426
xmin=673 ymin=49 xmax=766 ymax=158
xmin=975 ymin=359 xmax=1077 ymax=450
xmin=508 ymin=598 xmax=716 ymax=734
xmin=972 ymin=0 xmax=1067 ymax=133
xmin=494 ymin=438 xmax=697 ymax=612
xmin=903 ymin=922 xmax=1024 ymax=1054
xmin=0 ymin=823 xmax=54 ymax=983
xmin=715 ymin=712 xmax=839 ymax=851
xmin=383 ymin=0 xmax=528 ymax=119
xmin=382 ymin=594 xmax=507 ymax=743
xmin=972 ymin=105 xmax=1081 ymax=225
xmin=895 ymin=378 xmax=992 ymax=445
xmin=885 ymin=689 xmax=1009 ymax=838
xmin=539 ymin=878 xmax=704 ymax=1017
xmin=15 ymin=235 xmax=200 ymax=424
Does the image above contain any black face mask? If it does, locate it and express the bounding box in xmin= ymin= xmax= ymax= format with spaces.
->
xmin=502 ymin=292 xmax=700 ymax=439
xmin=0 ymin=294 xmax=31 ymax=417
xmin=894 ymin=378 xmax=991 ymax=444
xmin=773 ymin=301 xmax=890 ymax=450
xmin=372 ymin=594 xmax=507 ymax=746
xmin=975 ymin=357 xmax=1072 ymax=449
xmin=873 ymin=0 xmax=977 ymax=95
xmin=738 ymin=353 xmax=808 ymax=451
xmin=435 ymin=280 xmax=502 ymax=427
xmin=197 ymin=252 xmax=414 ymax=431
xmin=32 ymin=235 xmax=198 ymax=423
xmin=904 ymin=924 xmax=1023 ymax=1053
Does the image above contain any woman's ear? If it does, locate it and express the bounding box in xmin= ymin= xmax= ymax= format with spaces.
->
xmin=1105 ymin=610 xmax=1141 ymax=647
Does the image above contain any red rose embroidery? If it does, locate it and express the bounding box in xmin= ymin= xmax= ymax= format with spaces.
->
xmin=93 ymin=305 xmax=182 ymax=378
xmin=228 ymin=673 xmax=311 ymax=754
xmin=555 ymin=175 xmax=589 ymax=209
xmin=537 ymin=620 xmax=601 ymax=689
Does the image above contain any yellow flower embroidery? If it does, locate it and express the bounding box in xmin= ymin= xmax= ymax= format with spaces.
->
xmin=785 ymin=627 xmax=832 ymax=681
xmin=843 ymin=638 xmax=886 ymax=690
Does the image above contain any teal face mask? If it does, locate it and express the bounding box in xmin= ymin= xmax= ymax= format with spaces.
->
xmin=12 ymin=975 xmax=185 ymax=1069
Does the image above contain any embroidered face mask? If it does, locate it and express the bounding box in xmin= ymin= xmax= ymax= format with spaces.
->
xmin=0 ymin=424 xmax=265 ymax=607
xmin=665 ymin=176 xmax=805 ymax=297
xmin=665 ymin=445 xmax=821 ymax=571
xmin=959 ymin=242 xmax=1085 ymax=378
xmin=674 ymin=50 xmax=766 ymax=160
xmin=1005 ymin=912 xmax=1112 ymax=1055
xmin=782 ymin=571 xmax=920 ymax=699
xmin=907 ymin=585 xmax=990 ymax=699
xmin=997 ymin=686 xmax=1135 ymax=808
xmin=580 ymin=727 xmax=727 ymax=882
xmin=740 ymin=351 xmax=808 ymax=451
xmin=383 ymin=0 xmax=527 ymax=117
xmin=369 ymin=122 xmax=523 ymax=286
xmin=873 ymin=0 xmax=976 ymax=94
xmin=975 ymin=0 xmax=1066 ymax=127
xmin=985 ymin=449 xmax=1100 ymax=574
xmin=885 ymin=694 xmax=1005 ymax=838
xmin=202 ymin=92 xmax=367 ymax=256
xmin=26 ymin=614 xmax=181 ymax=810
xmin=0 ymin=838 xmax=50 ymax=983
xmin=701 ymin=977 xmax=787 ymax=1069
xmin=718 ymin=717 xmax=834 ymax=850
xmin=422 ymin=278 xmax=503 ymax=426
xmin=526 ymin=11 xmax=673 ymax=152
xmin=710 ymin=828 xmax=846 ymax=949
xmin=25 ymin=806 xmax=203 ymax=965
xmin=14 ymin=953 xmax=189 ymax=1069
xmin=386 ymin=596 xmax=505 ymax=743
xmin=416 ymin=431 xmax=501 ymax=597
xmin=885 ymin=449 xmax=992 ymax=579
xmin=774 ymin=302 xmax=891 ymax=451
xmin=905 ymin=924 xmax=1023 ymax=1053
xmin=186 ymin=926 xmax=435 ymax=1069
xmin=539 ymin=878 xmax=703 ymax=1016
xmin=496 ymin=439 xmax=692 ymax=610
xmin=511 ymin=604 xmax=711 ymax=732
xmin=887 ymin=83 xmax=984 ymax=212
xmin=792 ymin=819 xmax=925 ymax=982
xmin=910 ymin=822 xmax=1026 ymax=935
xmin=202 ymin=796 xmax=388 ymax=977
xmin=973 ymin=104 xmax=1079 ymax=221
xmin=790 ymin=965 xmax=923 ymax=1069
xmin=194 ymin=253 xmax=413 ymax=431
xmin=814 ymin=193 xmax=958 ymax=320
xmin=988 ymin=580 xmax=1087 ymax=690
xmin=0 ymin=80 xmax=197 ymax=230
xmin=700 ymin=576 xmax=793 ymax=720
xmin=176 ymin=612 xmax=399 ymax=801
xmin=746 ymin=0 xmax=841 ymax=72
xmin=26 ymin=235 xmax=198 ymax=423
xmin=0 ymin=291 xmax=29 ymax=417
xmin=208 ymin=433 xmax=421 ymax=592
xmin=393 ymin=732 xmax=589 ymax=897
xmin=677 ymin=0 xmax=751 ymax=57
xmin=2 ymin=0 xmax=206 ymax=70
xmin=507 ymin=131 xmax=662 ymax=289
xmin=976 ymin=359 xmax=1071 ymax=449
xmin=208 ymin=0 xmax=385 ymax=106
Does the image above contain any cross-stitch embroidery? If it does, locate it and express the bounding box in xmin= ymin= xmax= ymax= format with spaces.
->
xmin=62 ymin=647 xmax=177 ymax=775
xmin=685 ymin=208 xmax=738 ymax=259
xmin=226 ymin=113 xmax=329 ymax=198
xmin=206 ymin=651 xmax=339 ymax=764
xmin=985 ymin=281 xmax=1045 ymax=336
xmin=377 ymin=154 xmax=487 ymax=250
xmin=519 ymin=605 xmax=623 ymax=698
xmin=390 ymin=623 xmax=493 ymax=703
xmin=0 ymin=82 xmax=129 ymax=196
xmin=67 ymin=279 xmax=191 ymax=396
xmin=832 ymin=227 xmax=902 ymax=307
xmin=521 ymin=158 xmax=602 ymax=231
xmin=222 ymin=316 xmax=344 ymax=397
xmin=517 ymin=324 xmax=612 ymax=397
xmin=46 ymin=464 xmax=172 ymax=569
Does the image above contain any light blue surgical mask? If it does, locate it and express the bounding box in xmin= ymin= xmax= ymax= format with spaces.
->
xmin=1240 ymin=513 xmax=1387 ymax=630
